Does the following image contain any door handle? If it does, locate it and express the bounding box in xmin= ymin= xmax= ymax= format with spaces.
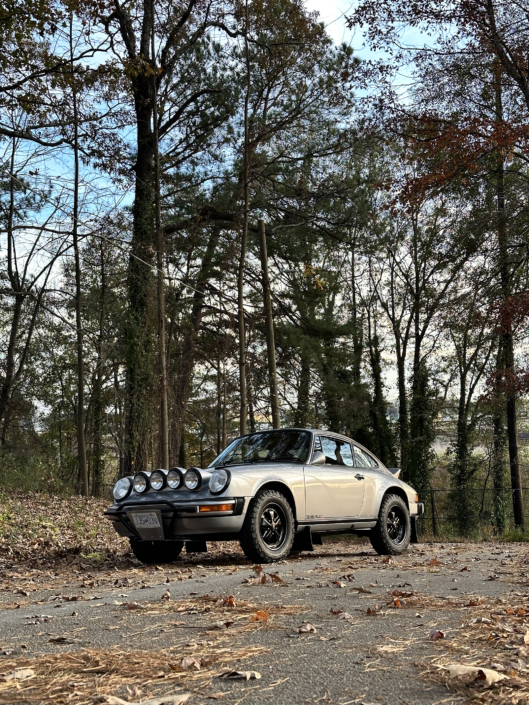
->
xmin=355 ymin=473 xmax=364 ymax=480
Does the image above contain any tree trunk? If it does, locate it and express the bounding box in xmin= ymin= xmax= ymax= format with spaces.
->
xmin=152 ymin=4 xmax=169 ymax=469
xmin=258 ymin=219 xmax=280 ymax=428
xmin=124 ymin=89 xmax=156 ymax=474
xmin=91 ymin=241 xmax=107 ymax=497
xmin=396 ymin=345 xmax=409 ymax=475
xmin=238 ymin=0 xmax=251 ymax=436
xmin=295 ymin=353 xmax=310 ymax=428
xmin=70 ymin=16 xmax=89 ymax=497
xmin=367 ymin=329 xmax=396 ymax=467
xmin=172 ymin=228 xmax=219 ymax=460
xmin=495 ymin=67 xmax=524 ymax=529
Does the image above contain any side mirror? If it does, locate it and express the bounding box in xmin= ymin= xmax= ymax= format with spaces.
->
xmin=312 ymin=451 xmax=326 ymax=466
xmin=387 ymin=467 xmax=401 ymax=479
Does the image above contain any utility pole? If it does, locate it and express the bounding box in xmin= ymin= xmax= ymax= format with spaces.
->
xmin=258 ymin=219 xmax=280 ymax=429
xmin=152 ymin=0 xmax=169 ymax=468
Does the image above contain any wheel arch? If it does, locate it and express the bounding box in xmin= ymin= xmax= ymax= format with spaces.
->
xmin=254 ymin=481 xmax=297 ymax=521
xmin=382 ymin=486 xmax=409 ymax=509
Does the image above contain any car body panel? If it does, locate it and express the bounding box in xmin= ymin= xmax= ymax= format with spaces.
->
xmin=303 ymin=465 xmax=365 ymax=519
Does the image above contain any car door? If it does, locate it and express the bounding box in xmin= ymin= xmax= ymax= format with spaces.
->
xmin=304 ymin=436 xmax=366 ymax=519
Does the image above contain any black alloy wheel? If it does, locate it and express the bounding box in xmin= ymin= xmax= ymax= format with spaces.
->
xmin=260 ymin=503 xmax=287 ymax=550
xmin=369 ymin=494 xmax=411 ymax=556
xmin=239 ymin=489 xmax=295 ymax=563
xmin=386 ymin=505 xmax=406 ymax=545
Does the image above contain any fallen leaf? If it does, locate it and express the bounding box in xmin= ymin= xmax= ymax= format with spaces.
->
xmin=161 ymin=590 xmax=171 ymax=601
xmin=95 ymin=694 xmax=190 ymax=705
xmin=269 ymin=573 xmax=284 ymax=584
xmin=218 ymin=670 xmax=261 ymax=680
xmin=444 ymin=664 xmax=508 ymax=687
xmin=352 ymin=587 xmax=372 ymax=594
xmin=298 ymin=622 xmax=317 ymax=633
xmin=366 ymin=604 xmax=380 ymax=615
xmin=429 ymin=557 xmax=439 ymax=566
xmin=429 ymin=629 xmax=445 ymax=640
xmin=123 ymin=602 xmax=145 ymax=610
xmin=337 ymin=612 xmax=353 ymax=620
xmin=1 ymin=668 xmax=35 ymax=682
xmin=179 ymin=657 xmax=201 ymax=671
xmin=248 ymin=610 xmax=269 ymax=622
xmin=382 ymin=556 xmax=391 ymax=564
xmin=48 ymin=636 xmax=80 ymax=644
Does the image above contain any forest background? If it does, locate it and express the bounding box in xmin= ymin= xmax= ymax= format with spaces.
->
xmin=1 ymin=0 xmax=529 ymax=537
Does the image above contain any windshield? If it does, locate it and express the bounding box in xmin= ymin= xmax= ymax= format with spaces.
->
xmin=210 ymin=430 xmax=312 ymax=467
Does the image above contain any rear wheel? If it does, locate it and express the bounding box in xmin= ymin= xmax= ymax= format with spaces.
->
xmin=369 ymin=494 xmax=411 ymax=556
xmin=239 ymin=490 xmax=295 ymax=563
xmin=129 ymin=539 xmax=183 ymax=564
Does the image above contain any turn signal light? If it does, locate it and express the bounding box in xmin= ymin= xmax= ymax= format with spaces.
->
xmin=199 ymin=504 xmax=233 ymax=513
xmin=415 ymin=494 xmax=419 ymax=503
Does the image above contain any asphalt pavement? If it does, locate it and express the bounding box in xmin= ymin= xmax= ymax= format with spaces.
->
xmin=0 ymin=540 xmax=527 ymax=705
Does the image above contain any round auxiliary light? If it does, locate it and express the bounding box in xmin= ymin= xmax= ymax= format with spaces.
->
xmin=184 ymin=468 xmax=202 ymax=491
xmin=133 ymin=472 xmax=149 ymax=494
xmin=167 ymin=468 xmax=183 ymax=490
xmin=113 ymin=477 xmax=132 ymax=501
xmin=209 ymin=468 xmax=230 ymax=495
xmin=150 ymin=470 xmax=166 ymax=491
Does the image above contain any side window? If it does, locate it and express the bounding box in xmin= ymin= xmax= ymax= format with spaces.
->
xmin=318 ymin=437 xmax=355 ymax=467
xmin=320 ymin=437 xmax=339 ymax=465
xmin=354 ymin=446 xmax=378 ymax=468
xmin=340 ymin=442 xmax=354 ymax=467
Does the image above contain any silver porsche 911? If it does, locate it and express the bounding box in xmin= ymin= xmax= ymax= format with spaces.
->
xmin=105 ymin=428 xmax=424 ymax=564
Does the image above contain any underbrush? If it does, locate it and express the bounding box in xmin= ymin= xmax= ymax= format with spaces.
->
xmin=0 ymin=488 xmax=127 ymax=565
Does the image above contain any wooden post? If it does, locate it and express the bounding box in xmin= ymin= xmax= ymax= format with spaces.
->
xmin=258 ymin=219 xmax=280 ymax=429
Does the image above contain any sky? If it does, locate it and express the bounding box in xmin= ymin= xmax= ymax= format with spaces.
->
xmin=305 ymin=0 xmax=357 ymax=47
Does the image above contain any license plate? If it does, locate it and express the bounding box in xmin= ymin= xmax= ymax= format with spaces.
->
xmin=131 ymin=512 xmax=161 ymax=529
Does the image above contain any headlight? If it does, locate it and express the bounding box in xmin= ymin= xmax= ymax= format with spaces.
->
xmin=209 ymin=468 xmax=230 ymax=494
xmin=113 ymin=477 xmax=132 ymax=501
xmin=133 ymin=472 xmax=149 ymax=493
xmin=167 ymin=468 xmax=183 ymax=490
xmin=150 ymin=470 xmax=166 ymax=491
xmin=184 ymin=468 xmax=201 ymax=490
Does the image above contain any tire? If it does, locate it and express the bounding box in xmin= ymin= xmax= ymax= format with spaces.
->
xmin=239 ymin=489 xmax=295 ymax=564
xmin=369 ymin=494 xmax=411 ymax=556
xmin=129 ymin=539 xmax=183 ymax=564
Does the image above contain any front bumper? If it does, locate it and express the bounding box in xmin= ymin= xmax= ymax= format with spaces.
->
xmin=409 ymin=502 xmax=425 ymax=517
xmin=105 ymin=497 xmax=247 ymax=542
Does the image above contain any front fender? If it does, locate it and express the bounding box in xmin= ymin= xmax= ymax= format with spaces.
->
xmin=225 ymin=466 xmax=305 ymax=519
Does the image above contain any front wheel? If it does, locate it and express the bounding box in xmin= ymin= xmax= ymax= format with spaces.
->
xmin=369 ymin=494 xmax=411 ymax=556
xmin=239 ymin=489 xmax=295 ymax=563
xmin=129 ymin=539 xmax=183 ymax=564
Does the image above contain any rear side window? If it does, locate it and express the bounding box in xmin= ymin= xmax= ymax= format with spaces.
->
xmin=354 ymin=446 xmax=378 ymax=468
xmin=317 ymin=437 xmax=354 ymax=467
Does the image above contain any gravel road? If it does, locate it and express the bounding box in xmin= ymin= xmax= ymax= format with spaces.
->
xmin=0 ymin=540 xmax=527 ymax=705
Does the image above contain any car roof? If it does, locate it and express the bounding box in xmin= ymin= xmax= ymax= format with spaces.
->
xmin=239 ymin=428 xmax=388 ymax=471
